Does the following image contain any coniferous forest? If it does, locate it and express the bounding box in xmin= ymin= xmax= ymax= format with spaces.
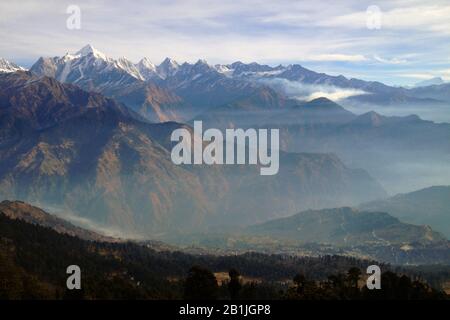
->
xmin=0 ymin=213 xmax=447 ymax=300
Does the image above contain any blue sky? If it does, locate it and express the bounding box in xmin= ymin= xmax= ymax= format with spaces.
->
xmin=1 ymin=0 xmax=449 ymax=86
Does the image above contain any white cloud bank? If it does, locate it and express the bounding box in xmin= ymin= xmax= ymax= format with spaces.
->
xmin=259 ymin=78 xmax=367 ymax=102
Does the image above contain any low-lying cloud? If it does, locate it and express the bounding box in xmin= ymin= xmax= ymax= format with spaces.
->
xmin=39 ymin=204 xmax=144 ymax=240
xmin=259 ymin=78 xmax=367 ymax=102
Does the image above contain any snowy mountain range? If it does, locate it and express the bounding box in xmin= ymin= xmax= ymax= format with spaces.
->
xmin=0 ymin=44 xmax=448 ymax=123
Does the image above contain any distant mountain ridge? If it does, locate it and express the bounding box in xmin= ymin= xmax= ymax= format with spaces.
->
xmin=407 ymin=82 xmax=450 ymax=103
xmin=240 ymin=206 xmax=450 ymax=264
xmin=360 ymin=186 xmax=450 ymax=238
xmin=167 ymin=206 xmax=450 ymax=265
xmin=0 ymin=71 xmax=386 ymax=235
xmin=245 ymin=98 xmax=450 ymax=193
xmin=246 ymin=207 xmax=446 ymax=245
xmin=415 ymin=77 xmax=445 ymax=87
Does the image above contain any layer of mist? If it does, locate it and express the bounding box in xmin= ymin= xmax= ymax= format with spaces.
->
xmin=259 ymin=78 xmax=368 ymax=102
xmin=341 ymin=101 xmax=450 ymax=123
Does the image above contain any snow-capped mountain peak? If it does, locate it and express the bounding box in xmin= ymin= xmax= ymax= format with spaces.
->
xmin=0 ymin=58 xmax=26 ymax=73
xmin=61 ymin=53 xmax=79 ymax=62
xmin=214 ymin=64 xmax=231 ymax=73
xmin=30 ymin=45 xmax=146 ymax=88
xmin=76 ymin=44 xmax=107 ymax=60
xmin=191 ymin=59 xmax=215 ymax=71
xmin=213 ymin=64 xmax=234 ymax=77
xmin=160 ymin=57 xmax=179 ymax=67
xmin=157 ymin=57 xmax=180 ymax=79
xmin=136 ymin=57 xmax=158 ymax=80
xmin=116 ymin=56 xmax=144 ymax=80
xmin=195 ymin=59 xmax=209 ymax=66
xmin=137 ymin=57 xmax=156 ymax=71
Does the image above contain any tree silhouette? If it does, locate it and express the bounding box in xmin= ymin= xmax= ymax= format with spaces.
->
xmin=293 ymin=273 xmax=307 ymax=296
xmin=347 ymin=267 xmax=361 ymax=289
xmin=184 ymin=266 xmax=218 ymax=300
xmin=346 ymin=267 xmax=362 ymax=299
xmin=228 ymin=268 xmax=242 ymax=300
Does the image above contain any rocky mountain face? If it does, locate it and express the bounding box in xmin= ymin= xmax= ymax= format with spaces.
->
xmin=0 ymin=71 xmax=140 ymax=142
xmin=360 ymin=186 xmax=450 ymax=238
xmin=0 ymin=72 xmax=213 ymax=234
xmin=161 ymin=60 xmax=278 ymax=114
xmin=0 ymin=71 xmax=386 ymax=235
xmin=29 ymin=46 xmax=184 ymax=122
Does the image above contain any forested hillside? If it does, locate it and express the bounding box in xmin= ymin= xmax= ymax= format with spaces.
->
xmin=0 ymin=209 xmax=447 ymax=300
